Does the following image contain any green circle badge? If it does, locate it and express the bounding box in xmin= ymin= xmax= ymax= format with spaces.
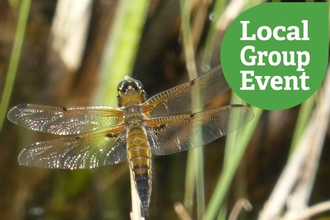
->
xmin=221 ymin=3 xmax=328 ymax=110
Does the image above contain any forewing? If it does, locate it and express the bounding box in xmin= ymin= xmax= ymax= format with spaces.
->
xmin=141 ymin=66 xmax=229 ymax=117
xmin=146 ymin=105 xmax=254 ymax=155
xmin=18 ymin=126 xmax=127 ymax=169
xmin=7 ymin=104 xmax=124 ymax=135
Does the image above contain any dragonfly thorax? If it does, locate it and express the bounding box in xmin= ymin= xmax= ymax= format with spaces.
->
xmin=123 ymin=105 xmax=146 ymax=128
xmin=124 ymin=115 xmax=144 ymax=128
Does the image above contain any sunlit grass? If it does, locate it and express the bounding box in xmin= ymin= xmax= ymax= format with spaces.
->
xmin=93 ymin=0 xmax=151 ymax=106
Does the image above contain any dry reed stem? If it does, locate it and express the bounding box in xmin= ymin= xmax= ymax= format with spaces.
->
xmin=216 ymin=0 xmax=245 ymax=32
xmin=130 ymin=170 xmax=144 ymax=220
xmin=175 ymin=202 xmax=192 ymax=220
xmin=282 ymin=200 xmax=330 ymax=220
xmin=228 ymin=199 xmax=253 ymax=220
xmin=259 ymin=65 xmax=330 ymax=219
xmin=51 ymin=0 xmax=92 ymax=71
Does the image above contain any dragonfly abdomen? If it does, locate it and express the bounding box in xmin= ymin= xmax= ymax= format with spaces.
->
xmin=127 ymin=126 xmax=152 ymax=215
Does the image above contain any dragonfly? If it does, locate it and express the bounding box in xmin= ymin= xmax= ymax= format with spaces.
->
xmin=7 ymin=66 xmax=254 ymax=216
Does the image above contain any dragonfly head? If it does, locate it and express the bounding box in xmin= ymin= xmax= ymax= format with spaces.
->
xmin=117 ymin=76 xmax=147 ymax=106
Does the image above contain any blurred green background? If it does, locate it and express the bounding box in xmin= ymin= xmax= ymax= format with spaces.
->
xmin=0 ymin=0 xmax=330 ymax=219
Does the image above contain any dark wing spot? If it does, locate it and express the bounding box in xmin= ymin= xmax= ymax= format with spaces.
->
xmin=74 ymin=136 xmax=80 ymax=140
xmin=17 ymin=103 xmax=28 ymax=109
xmin=159 ymin=124 xmax=166 ymax=129
xmin=190 ymin=113 xmax=195 ymax=118
xmin=190 ymin=79 xmax=196 ymax=86
xmin=106 ymin=133 xmax=114 ymax=138
xmin=62 ymin=107 xmax=68 ymax=111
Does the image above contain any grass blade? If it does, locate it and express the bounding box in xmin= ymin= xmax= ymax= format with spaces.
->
xmin=0 ymin=0 xmax=31 ymax=132
xmin=204 ymin=94 xmax=262 ymax=220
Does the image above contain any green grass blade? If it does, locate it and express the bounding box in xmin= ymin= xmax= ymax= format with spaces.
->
xmin=203 ymin=99 xmax=262 ymax=220
xmin=179 ymin=0 xmax=206 ymax=218
xmin=201 ymin=0 xmax=227 ymax=66
xmin=0 ymin=0 xmax=31 ymax=132
xmin=184 ymin=150 xmax=196 ymax=213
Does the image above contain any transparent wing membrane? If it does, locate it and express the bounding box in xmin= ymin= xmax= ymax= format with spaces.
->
xmin=7 ymin=104 xmax=124 ymax=135
xmin=18 ymin=128 xmax=127 ymax=169
xmin=146 ymin=105 xmax=254 ymax=155
xmin=142 ymin=66 xmax=229 ymax=116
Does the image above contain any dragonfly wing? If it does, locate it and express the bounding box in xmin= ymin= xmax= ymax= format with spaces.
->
xmin=141 ymin=66 xmax=229 ymax=117
xmin=7 ymin=104 xmax=124 ymax=135
xmin=146 ymin=105 xmax=254 ymax=155
xmin=18 ymin=125 xmax=127 ymax=169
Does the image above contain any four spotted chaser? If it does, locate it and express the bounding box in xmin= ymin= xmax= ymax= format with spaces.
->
xmin=7 ymin=66 xmax=254 ymax=216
